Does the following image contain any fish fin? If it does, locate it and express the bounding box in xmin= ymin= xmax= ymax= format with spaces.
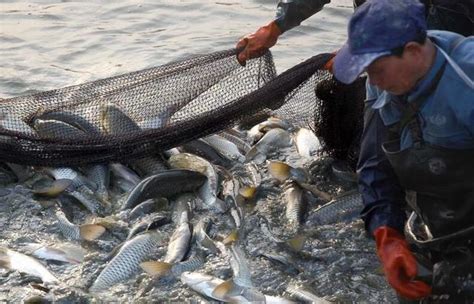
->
xmin=79 ymin=224 xmax=106 ymax=241
xmin=140 ymin=261 xmax=172 ymax=277
xmin=268 ymin=161 xmax=291 ymax=182
xmin=222 ymin=229 xmax=239 ymax=246
xmin=212 ymin=279 xmax=236 ymax=299
xmin=286 ymin=234 xmax=306 ymax=252
xmin=33 ymin=179 xmax=72 ymax=197
xmin=238 ymin=186 xmax=256 ymax=199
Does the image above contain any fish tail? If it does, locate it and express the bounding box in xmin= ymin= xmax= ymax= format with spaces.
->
xmin=268 ymin=161 xmax=291 ymax=182
xmin=212 ymin=279 xmax=237 ymax=299
xmin=79 ymin=224 xmax=106 ymax=241
xmin=286 ymin=234 xmax=306 ymax=252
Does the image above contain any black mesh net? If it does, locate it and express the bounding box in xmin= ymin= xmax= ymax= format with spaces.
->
xmin=0 ymin=50 xmax=342 ymax=166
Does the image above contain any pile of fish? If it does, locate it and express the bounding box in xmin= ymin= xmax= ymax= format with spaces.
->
xmin=0 ymin=106 xmax=396 ymax=303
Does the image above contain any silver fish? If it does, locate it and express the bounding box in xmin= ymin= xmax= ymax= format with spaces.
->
xmin=21 ymin=243 xmax=86 ymax=264
xmin=100 ymin=104 xmax=167 ymax=176
xmin=306 ymin=190 xmax=363 ymax=225
xmin=121 ymin=169 xmax=206 ymax=210
xmin=294 ymin=127 xmax=321 ymax=158
xmin=219 ymin=130 xmax=251 ymax=154
xmin=203 ymin=134 xmax=245 ymax=163
xmin=33 ymin=119 xmax=86 ymax=139
xmin=141 ymin=250 xmax=206 ymax=278
xmin=284 ymin=182 xmax=306 ymax=226
xmin=90 ymin=231 xmax=162 ymax=292
xmin=245 ymin=128 xmax=292 ymax=164
xmin=0 ymin=247 xmax=58 ymax=283
xmin=54 ymin=209 xmax=105 ymax=241
xmin=168 ymin=153 xmax=227 ymax=213
xmin=286 ymin=285 xmax=330 ymax=303
xmin=84 ymin=164 xmax=110 ymax=204
xmin=164 ymin=211 xmax=191 ymax=264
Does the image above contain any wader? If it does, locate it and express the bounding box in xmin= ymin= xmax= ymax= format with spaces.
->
xmin=380 ymin=47 xmax=474 ymax=302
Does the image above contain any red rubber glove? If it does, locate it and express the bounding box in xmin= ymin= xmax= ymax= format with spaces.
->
xmin=236 ymin=21 xmax=282 ymax=66
xmin=374 ymin=226 xmax=432 ymax=300
xmin=323 ymin=56 xmax=334 ymax=73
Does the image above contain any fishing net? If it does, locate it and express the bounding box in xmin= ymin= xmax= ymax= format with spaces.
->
xmin=0 ymin=49 xmax=340 ymax=166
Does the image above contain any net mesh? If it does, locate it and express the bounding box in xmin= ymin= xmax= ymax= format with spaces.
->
xmin=0 ymin=50 xmax=351 ymax=166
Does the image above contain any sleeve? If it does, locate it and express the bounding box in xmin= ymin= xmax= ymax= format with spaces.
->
xmin=357 ymin=84 xmax=408 ymax=236
xmin=274 ymin=0 xmax=331 ymax=33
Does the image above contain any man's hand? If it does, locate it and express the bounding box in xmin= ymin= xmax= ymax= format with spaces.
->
xmin=236 ymin=21 xmax=282 ymax=66
xmin=374 ymin=226 xmax=432 ymax=300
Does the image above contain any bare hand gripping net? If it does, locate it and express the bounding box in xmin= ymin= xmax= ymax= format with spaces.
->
xmin=0 ymin=50 xmax=364 ymax=167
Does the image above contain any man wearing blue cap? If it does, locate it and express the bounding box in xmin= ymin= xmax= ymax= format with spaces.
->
xmin=332 ymin=0 xmax=474 ymax=301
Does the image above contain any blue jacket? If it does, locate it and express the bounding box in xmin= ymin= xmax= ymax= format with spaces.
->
xmin=358 ymin=31 xmax=474 ymax=235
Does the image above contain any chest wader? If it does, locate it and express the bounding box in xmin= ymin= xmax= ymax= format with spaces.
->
xmin=380 ymin=61 xmax=474 ymax=301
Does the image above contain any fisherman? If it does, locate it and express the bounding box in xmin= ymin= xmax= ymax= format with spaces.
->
xmin=235 ymin=0 xmax=473 ymax=66
xmin=330 ymin=0 xmax=473 ymax=302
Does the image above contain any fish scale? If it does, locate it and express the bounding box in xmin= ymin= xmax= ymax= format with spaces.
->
xmin=55 ymin=210 xmax=81 ymax=240
xmin=90 ymin=231 xmax=162 ymax=292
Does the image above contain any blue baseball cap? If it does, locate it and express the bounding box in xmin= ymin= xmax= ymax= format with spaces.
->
xmin=333 ymin=0 xmax=427 ymax=84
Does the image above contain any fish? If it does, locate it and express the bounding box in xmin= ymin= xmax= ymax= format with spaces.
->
xmin=126 ymin=213 xmax=171 ymax=241
xmin=245 ymin=128 xmax=292 ymax=164
xmin=256 ymin=250 xmax=302 ymax=275
xmin=84 ymin=164 xmax=110 ymax=204
xmin=89 ymin=231 xmax=163 ymax=292
xmin=34 ymin=111 xmax=101 ymax=134
xmin=212 ymin=241 xmax=266 ymax=302
xmin=219 ymin=130 xmax=251 ymax=154
xmin=306 ymin=190 xmax=363 ymax=225
xmin=46 ymin=167 xmax=105 ymax=215
xmin=121 ymin=169 xmax=207 ymax=210
xmin=32 ymin=179 xmax=72 ymax=197
xmin=181 ymin=272 xmax=288 ymax=303
xmin=297 ymin=182 xmax=333 ymax=203
xmin=110 ymin=163 xmax=141 ymax=186
xmin=267 ymin=161 xmax=308 ymax=183
xmin=294 ymin=128 xmax=321 ymax=158
xmin=192 ymin=217 xmax=219 ymax=254
xmin=179 ymin=139 xmax=233 ymax=168
xmin=20 ymin=243 xmax=86 ymax=264
xmin=202 ymin=134 xmax=245 ymax=163
xmin=163 ymin=210 xmax=191 ymax=264
xmin=257 ymin=117 xmax=292 ymax=133
xmin=286 ymin=285 xmax=330 ymax=303
xmin=283 ymin=181 xmax=306 ymax=226
xmin=0 ymin=247 xmax=58 ymax=283
xmin=140 ymin=249 xmax=206 ymax=278
xmin=128 ymin=198 xmax=168 ymax=222
xmin=33 ymin=119 xmax=86 ymax=140
xmin=168 ymin=153 xmax=227 ymax=213
xmin=54 ymin=209 xmax=105 ymax=241
xmin=257 ymin=215 xmax=306 ymax=251
xmin=100 ymin=104 xmax=167 ymax=176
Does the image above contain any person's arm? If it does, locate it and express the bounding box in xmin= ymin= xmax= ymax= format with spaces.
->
xmin=357 ymin=84 xmax=407 ymax=236
xmin=275 ymin=0 xmax=331 ymax=33
xmin=236 ymin=0 xmax=331 ymax=65
xmin=358 ymin=84 xmax=431 ymax=300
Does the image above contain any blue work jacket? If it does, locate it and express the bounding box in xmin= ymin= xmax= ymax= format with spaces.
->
xmin=358 ymin=31 xmax=474 ymax=235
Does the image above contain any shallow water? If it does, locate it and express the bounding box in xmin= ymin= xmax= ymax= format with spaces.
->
xmin=1 ymin=0 xmax=352 ymax=98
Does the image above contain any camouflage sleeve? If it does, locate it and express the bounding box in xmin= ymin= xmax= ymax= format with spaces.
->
xmin=274 ymin=0 xmax=331 ymax=33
